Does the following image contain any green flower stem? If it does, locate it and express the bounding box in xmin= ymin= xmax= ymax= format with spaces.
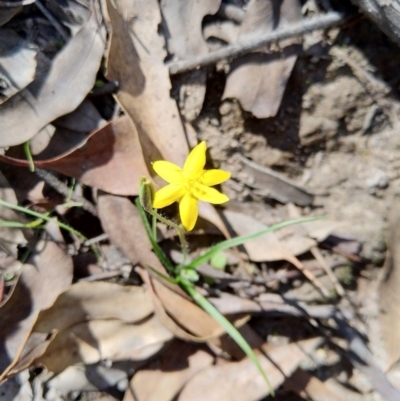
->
xmin=136 ymin=198 xmax=176 ymax=274
xmin=23 ymin=141 xmax=35 ymax=172
xmin=140 ymin=203 xmax=189 ymax=262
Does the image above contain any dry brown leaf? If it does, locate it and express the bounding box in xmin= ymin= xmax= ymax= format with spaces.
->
xmin=178 ymin=338 xmax=322 ymax=401
xmin=0 ymin=117 xmax=151 ymax=196
xmin=198 ymin=202 xmax=231 ymax=239
xmin=0 ymin=29 xmax=37 ymax=103
xmin=0 ymin=239 xmax=73 ymax=379
xmin=140 ymin=269 xmax=226 ymax=342
xmin=161 ymin=0 xmax=220 ymax=57
xmin=106 ymin=0 xmax=189 ymax=167
xmin=97 ymin=192 xmax=168 ymax=275
xmin=126 ymin=341 xmax=214 ymax=401
xmin=0 ymin=10 xmax=105 ymax=147
xmin=223 ymin=0 xmax=302 ymax=118
xmin=160 ymin=0 xmax=221 ymax=121
xmin=53 ymin=99 xmax=106 ymax=133
xmin=47 ymin=362 xmax=129 ymax=393
xmin=7 ymin=331 xmax=58 ymax=377
xmin=34 ymin=281 xmax=154 ymax=334
xmin=36 ymin=317 xmax=173 ymax=374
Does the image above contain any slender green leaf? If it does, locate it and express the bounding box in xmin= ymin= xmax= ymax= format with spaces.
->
xmin=180 ymin=278 xmax=274 ymax=396
xmin=186 ymin=216 xmax=323 ymax=270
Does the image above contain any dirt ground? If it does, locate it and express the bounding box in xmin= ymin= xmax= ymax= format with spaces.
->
xmin=3 ymin=1 xmax=400 ymax=400
xmin=194 ymin=15 xmax=400 ymax=398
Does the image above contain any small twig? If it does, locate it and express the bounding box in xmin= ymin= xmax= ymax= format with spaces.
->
xmin=167 ymin=11 xmax=346 ymax=75
xmin=311 ymin=246 xmax=345 ymax=296
xmin=83 ymin=233 xmax=109 ymax=246
xmin=35 ymin=168 xmax=98 ymax=217
xmin=35 ymin=0 xmax=69 ymax=42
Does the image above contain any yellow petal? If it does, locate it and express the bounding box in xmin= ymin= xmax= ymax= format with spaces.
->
xmin=152 ymin=161 xmax=183 ymax=184
xmin=192 ymin=183 xmax=229 ymax=204
xmin=179 ymin=193 xmax=198 ymax=231
xmin=183 ymin=141 xmax=206 ymax=179
xmin=200 ymin=169 xmax=231 ymax=186
xmin=153 ymin=184 xmax=185 ymax=208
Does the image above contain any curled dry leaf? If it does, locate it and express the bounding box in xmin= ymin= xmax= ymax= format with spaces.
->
xmin=105 ymin=0 xmax=189 ymax=167
xmin=0 ymin=10 xmax=105 ymax=147
xmin=0 ymin=117 xmax=151 ymax=196
xmin=126 ymin=341 xmax=214 ymax=401
xmin=178 ymin=338 xmax=323 ymax=401
xmin=223 ymin=0 xmax=302 ymax=118
xmin=0 ymin=239 xmax=73 ymax=380
xmin=0 ymin=29 xmax=37 ymax=104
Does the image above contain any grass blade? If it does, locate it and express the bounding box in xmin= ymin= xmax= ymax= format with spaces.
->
xmin=186 ymin=216 xmax=323 ymax=270
xmin=181 ymin=278 xmax=275 ymax=396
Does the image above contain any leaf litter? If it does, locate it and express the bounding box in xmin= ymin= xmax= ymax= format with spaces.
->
xmin=1 ymin=0 xmax=400 ymax=400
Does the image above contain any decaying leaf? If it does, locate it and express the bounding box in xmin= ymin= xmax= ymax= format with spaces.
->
xmin=222 ymin=0 xmax=302 ymax=118
xmin=106 ymin=0 xmax=189 ymax=167
xmin=161 ymin=0 xmax=221 ymax=121
xmin=21 ymin=281 xmax=166 ymax=375
xmin=126 ymin=341 xmax=213 ymax=401
xmin=0 ymin=29 xmax=37 ymax=104
xmin=36 ymin=317 xmax=173 ymax=374
xmin=0 ymin=239 xmax=73 ymax=380
xmin=53 ymin=99 xmax=106 ymax=133
xmin=34 ymin=281 xmax=154 ymax=333
xmin=47 ymin=362 xmax=130 ymax=393
xmin=178 ymin=338 xmax=322 ymax=401
xmin=0 ymin=117 xmax=151 ymax=196
xmin=0 ymin=10 xmax=105 ymax=147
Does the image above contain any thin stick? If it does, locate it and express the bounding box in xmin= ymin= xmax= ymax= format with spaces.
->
xmin=35 ymin=0 xmax=69 ymax=42
xmin=167 ymin=11 xmax=345 ymax=75
xmin=35 ymin=168 xmax=98 ymax=217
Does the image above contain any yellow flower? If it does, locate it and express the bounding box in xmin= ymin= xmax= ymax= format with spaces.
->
xmin=152 ymin=141 xmax=231 ymax=231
